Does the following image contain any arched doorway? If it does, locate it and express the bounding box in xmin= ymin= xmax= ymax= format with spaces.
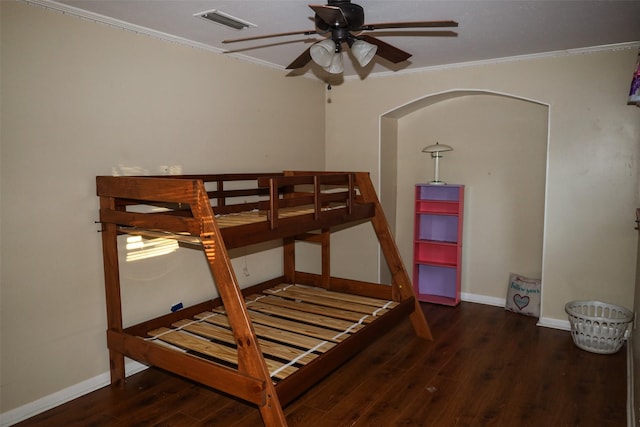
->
xmin=380 ymin=90 xmax=549 ymax=305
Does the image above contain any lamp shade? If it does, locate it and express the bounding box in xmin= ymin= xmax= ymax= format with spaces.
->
xmin=351 ymin=39 xmax=377 ymax=67
xmin=310 ymin=39 xmax=337 ymax=68
xmin=324 ymin=52 xmax=344 ymax=74
xmin=422 ymin=142 xmax=453 ymax=154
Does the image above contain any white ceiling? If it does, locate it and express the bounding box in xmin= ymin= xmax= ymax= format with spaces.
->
xmin=45 ymin=0 xmax=640 ymax=79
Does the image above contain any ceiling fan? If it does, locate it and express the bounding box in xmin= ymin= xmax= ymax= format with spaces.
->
xmin=222 ymin=0 xmax=458 ymax=74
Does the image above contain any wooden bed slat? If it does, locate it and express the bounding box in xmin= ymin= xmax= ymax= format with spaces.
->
xmin=269 ymin=283 xmax=399 ymax=309
xmin=172 ymin=320 xmax=319 ymax=366
xmin=245 ymin=310 xmax=348 ymax=343
xmin=210 ymin=306 xmax=350 ymax=343
xmin=194 ymin=312 xmax=335 ymax=353
xmin=215 ymin=211 xmax=266 ymax=227
xmin=264 ymin=286 xmax=394 ymax=315
xmin=255 ymin=295 xmax=376 ymax=324
xmin=148 ymin=327 xmax=237 ymax=363
xmin=214 ymin=207 xmax=321 ymax=229
xmin=244 ymin=300 xmax=364 ymax=333
xmin=148 ymin=327 xmax=297 ymax=380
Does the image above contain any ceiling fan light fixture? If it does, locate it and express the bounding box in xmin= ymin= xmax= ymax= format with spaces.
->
xmin=351 ymin=39 xmax=377 ymax=67
xmin=221 ymin=2 xmax=459 ymax=74
xmin=324 ymin=51 xmax=344 ymax=74
xmin=310 ymin=39 xmax=337 ymax=68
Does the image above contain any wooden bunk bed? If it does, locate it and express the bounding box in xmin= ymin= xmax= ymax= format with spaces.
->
xmin=97 ymin=171 xmax=432 ymax=426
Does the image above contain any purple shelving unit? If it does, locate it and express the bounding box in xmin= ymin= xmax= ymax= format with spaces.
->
xmin=413 ymin=184 xmax=464 ymax=306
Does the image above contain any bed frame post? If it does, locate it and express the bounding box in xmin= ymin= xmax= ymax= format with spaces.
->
xmin=192 ymin=182 xmax=288 ymax=426
xmin=286 ymin=229 xmax=331 ymax=289
xmin=99 ymin=195 xmax=126 ymax=386
xmin=283 ymin=236 xmax=295 ymax=283
xmin=354 ymin=172 xmax=433 ymax=340
xmin=320 ymin=228 xmax=330 ymax=288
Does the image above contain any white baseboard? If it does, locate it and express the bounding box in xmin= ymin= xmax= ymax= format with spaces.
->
xmin=0 ymin=360 xmax=148 ymax=427
xmin=461 ymin=292 xmax=505 ymax=307
xmin=536 ymin=316 xmax=571 ymax=331
xmin=462 ymin=292 xmax=571 ymax=331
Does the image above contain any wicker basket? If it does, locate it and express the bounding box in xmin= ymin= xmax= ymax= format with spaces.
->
xmin=565 ymin=300 xmax=633 ymax=354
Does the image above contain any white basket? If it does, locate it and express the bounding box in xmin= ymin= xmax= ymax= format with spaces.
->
xmin=565 ymin=300 xmax=633 ymax=354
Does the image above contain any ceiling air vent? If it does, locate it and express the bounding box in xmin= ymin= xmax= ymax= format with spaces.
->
xmin=195 ymin=9 xmax=256 ymax=30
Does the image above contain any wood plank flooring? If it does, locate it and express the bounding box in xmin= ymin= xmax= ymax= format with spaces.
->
xmin=14 ymin=302 xmax=627 ymax=426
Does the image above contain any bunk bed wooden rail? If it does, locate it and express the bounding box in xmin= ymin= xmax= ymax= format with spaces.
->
xmin=97 ymin=172 xmax=371 ymax=249
xmin=96 ymin=171 xmax=431 ymax=427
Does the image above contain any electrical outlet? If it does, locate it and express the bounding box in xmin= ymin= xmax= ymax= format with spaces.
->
xmin=159 ymin=165 xmax=183 ymax=175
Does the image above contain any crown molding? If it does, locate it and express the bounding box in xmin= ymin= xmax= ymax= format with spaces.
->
xmin=349 ymin=40 xmax=640 ymax=81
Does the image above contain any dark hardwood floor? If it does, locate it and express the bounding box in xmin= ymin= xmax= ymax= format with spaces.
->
xmin=15 ymin=302 xmax=627 ymax=426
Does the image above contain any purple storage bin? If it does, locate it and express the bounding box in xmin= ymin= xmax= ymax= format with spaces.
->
xmin=418 ymin=185 xmax=461 ymax=201
xmin=418 ymin=214 xmax=459 ymax=242
xmin=417 ymin=264 xmax=457 ymax=298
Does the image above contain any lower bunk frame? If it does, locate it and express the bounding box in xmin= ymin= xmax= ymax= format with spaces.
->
xmin=114 ymin=276 xmax=416 ymax=410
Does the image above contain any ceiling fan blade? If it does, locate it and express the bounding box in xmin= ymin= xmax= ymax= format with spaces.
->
xmin=286 ymin=47 xmax=313 ymax=70
xmin=361 ymin=35 xmax=411 ymax=64
xmin=222 ymin=29 xmax=317 ymax=44
xmin=361 ymin=20 xmax=459 ymax=31
xmin=363 ymin=30 xmax=458 ymax=38
xmin=309 ymin=5 xmax=347 ymax=27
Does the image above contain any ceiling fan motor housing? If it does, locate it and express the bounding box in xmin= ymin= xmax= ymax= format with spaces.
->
xmin=318 ymin=0 xmax=365 ymax=31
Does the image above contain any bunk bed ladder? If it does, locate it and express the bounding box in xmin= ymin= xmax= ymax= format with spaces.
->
xmin=353 ymin=172 xmax=433 ymax=340
xmin=191 ymin=181 xmax=287 ymax=426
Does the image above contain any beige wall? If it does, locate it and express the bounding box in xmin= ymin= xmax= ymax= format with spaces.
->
xmin=0 ymin=0 xmax=324 ymax=414
xmin=325 ymin=48 xmax=640 ymax=326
